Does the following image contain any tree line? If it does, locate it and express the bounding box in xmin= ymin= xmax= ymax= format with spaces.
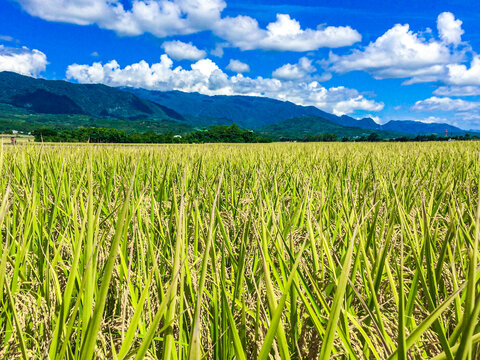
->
xmin=32 ymin=125 xmax=479 ymax=143
xmin=33 ymin=124 xmax=272 ymax=144
xmin=340 ymin=133 xmax=479 ymax=142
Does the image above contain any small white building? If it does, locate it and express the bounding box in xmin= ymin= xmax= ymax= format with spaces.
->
xmin=12 ymin=130 xmax=18 ymax=135
xmin=173 ymin=135 xmax=182 ymax=138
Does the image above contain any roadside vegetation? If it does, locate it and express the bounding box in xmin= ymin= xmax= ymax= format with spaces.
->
xmin=1 ymin=142 xmax=480 ymax=359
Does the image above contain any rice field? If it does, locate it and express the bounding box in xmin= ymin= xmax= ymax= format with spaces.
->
xmin=1 ymin=141 xmax=480 ymax=359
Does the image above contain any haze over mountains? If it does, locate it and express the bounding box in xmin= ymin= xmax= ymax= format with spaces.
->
xmin=0 ymin=71 xmax=471 ymax=139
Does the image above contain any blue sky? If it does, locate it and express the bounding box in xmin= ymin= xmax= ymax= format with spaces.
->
xmin=1 ymin=0 xmax=480 ymax=129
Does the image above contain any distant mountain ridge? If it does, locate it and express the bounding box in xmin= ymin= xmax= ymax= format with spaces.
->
xmin=122 ymin=88 xmax=339 ymax=129
xmin=381 ymin=120 xmax=463 ymax=135
xmin=0 ymin=72 xmax=473 ymax=138
xmin=124 ymin=87 xmax=469 ymax=135
xmin=0 ymin=71 xmax=184 ymax=121
xmin=258 ymin=116 xmax=402 ymax=140
xmin=339 ymin=115 xmax=382 ymax=130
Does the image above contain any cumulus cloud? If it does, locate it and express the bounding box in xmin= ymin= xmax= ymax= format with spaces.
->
xmin=437 ymin=12 xmax=464 ymax=45
xmin=327 ymin=12 xmax=465 ymax=84
xmin=363 ymin=114 xmax=382 ymax=124
xmin=272 ymin=57 xmax=316 ymax=80
xmin=66 ymin=55 xmax=383 ymax=115
xmin=434 ymin=85 xmax=480 ymax=97
xmin=214 ymin=14 xmax=361 ymax=51
xmin=409 ymin=96 xmax=480 ymax=130
xmin=0 ymin=45 xmax=47 ymax=76
xmin=15 ymin=1 xmax=360 ymax=52
xmin=455 ymin=113 xmax=480 ymax=122
xmin=445 ymin=55 xmax=480 ymax=86
xmin=449 ymin=113 xmax=480 ymax=130
xmin=161 ymin=40 xmax=206 ymax=61
xmin=226 ymin=59 xmax=250 ymax=73
xmin=411 ymin=96 xmax=480 ymax=112
xmin=331 ymin=92 xmax=384 ymax=115
xmin=211 ymin=42 xmax=228 ymax=57
xmin=407 ymin=101 xmax=480 ymax=130
xmin=415 ymin=116 xmax=449 ymax=123
xmin=16 ymin=0 xmax=227 ymax=37
xmin=328 ymin=24 xmax=456 ymax=82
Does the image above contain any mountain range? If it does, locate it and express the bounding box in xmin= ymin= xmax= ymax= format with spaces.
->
xmin=0 ymin=71 xmax=472 ymax=139
xmin=123 ymin=88 xmax=468 ymax=137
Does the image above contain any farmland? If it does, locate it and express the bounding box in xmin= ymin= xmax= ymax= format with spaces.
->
xmin=0 ymin=142 xmax=480 ymax=359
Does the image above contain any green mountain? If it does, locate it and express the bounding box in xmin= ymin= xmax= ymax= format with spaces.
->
xmin=0 ymin=71 xmax=195 ymax=133
xmin=0 ymin=71 xmax=185 ymax=119
xmin=381 ymin=120 xmax=467 ymax=135
xmin=125 ymin=88 xmax=471 ymax=136
xmin=122 ymin=88 xmax=341 ymax=129
xmin=259 ymin=116 xmax=401 ymax=139
xmin=0 ymin=72 xmax=475 ymax=139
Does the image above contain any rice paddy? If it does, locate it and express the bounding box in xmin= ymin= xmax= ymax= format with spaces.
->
xmin=1 ymin=141 xmax=480 ymax=359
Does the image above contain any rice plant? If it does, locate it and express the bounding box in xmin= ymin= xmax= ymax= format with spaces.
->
xmin=0 ymin=141 xmax=479 ymax=359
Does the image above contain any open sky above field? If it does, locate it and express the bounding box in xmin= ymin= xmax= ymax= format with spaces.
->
xmin=1 ymin=0 xmax=480 ymax=129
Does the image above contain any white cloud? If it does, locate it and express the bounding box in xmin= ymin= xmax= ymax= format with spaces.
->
xmin=445 ymin=55 xmax=480 ymax=86
xmin=0 ymin=45 xmax=47 ymax=76
xmin=91 ymin=51 xmax=99 ymax=57
xmin=450 ymin=113 xmax=480 ymax=130
xmin=226 ymin=59 xmax=250 ymax=73
xmin=330 ymin=90 xmax=384 ymax=115
xmin=364 ymin=114 xmax=382 ymax=124
xmin=397 ymin=107 xmax=480 ymax=130
xmin=0 ymin=35 xmax=15 ymax=42
xmin=434 ymin=85 xmax=480 ymax=97
xmin=327 ymin=23 xmax=462 ymax=83
xmin=414 ymin=116 xmax=449 ymax=123
xmin=161 ymin=40 xmax=206 ymax=61
xmin=215 ymin=14 xmax=361 ymax=51
xmin=437 ymin=12 xmax=464 ymax=45
xmin=410 ymin=96 xmax=480 ymax=130
xmin=394 ymin=113 xmax=480 ymax=130
xmin=66 ymin=55 xmax=383 ymax=115
xmin=16 ymin=0 xmax=226 ymax=37
xmin=327 ymin=13 xmax=467 ymax=84
xmin=15 ymin=1 xmax=360 ymax=52
xmin=411 ymin=96 xmax=480 ymax=112
xmin=272 ymin=57 xmax=315 ymax=80
xmin=455 ymin=112 xmax=480 ymax=122
xmin=211 ymin=42 xmax=228 ymax=57
xmin=190 ymin=58 xmax=219 ymax=76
